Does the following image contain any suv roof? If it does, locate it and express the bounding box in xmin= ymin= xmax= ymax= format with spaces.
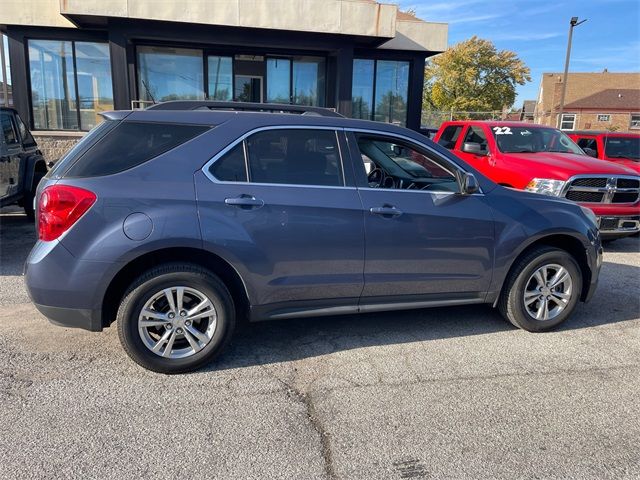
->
xmin=147 ymin=101 xmax=344 ymax=118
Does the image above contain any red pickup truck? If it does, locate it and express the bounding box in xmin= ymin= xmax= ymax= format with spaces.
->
xmin=567 ymin=131 xmax=640 ymax=173
xmin=434 ymin=121 xmax=640 ymax=239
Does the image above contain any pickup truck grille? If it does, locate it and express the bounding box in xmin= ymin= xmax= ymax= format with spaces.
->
xmin=564 ymin=176 xmax=640 ymax=204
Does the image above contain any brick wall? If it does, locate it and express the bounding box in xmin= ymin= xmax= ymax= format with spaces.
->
xmin=32 ymin=133 xmax=84 ymax=163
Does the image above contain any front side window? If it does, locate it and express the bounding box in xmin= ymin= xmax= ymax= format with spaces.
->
xmin=245 ymin=129 xmax=342 ymax=186
xmin=630 ymin=114 xmax=640 ymax=130
xmin=492 ymin=126 xmax=583 ymax=155
xmin=437 ymin=125 xmax=462 ymax=149
xmin=356 ymin=135 xmax=459 ymax=192
xmin=462 ymin=126 xmax=488 ymax=154
xmin=351 ymin=59 xmax=410 ymax=126
xmin=137 ymin=46 xmax=205 ymax=103
xmin=576 ymin=137 xmax=599 ymax=156
xmin=28 ymin=39 xmax=113 ymax=131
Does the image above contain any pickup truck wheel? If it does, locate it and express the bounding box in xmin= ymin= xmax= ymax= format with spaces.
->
xmin=23 ymin=170 xmax=46 ymax=220
xmin=117 ymin=263 xmax=235 ymax=373
xmin=498 ymin=246 xmax=582 ymax=332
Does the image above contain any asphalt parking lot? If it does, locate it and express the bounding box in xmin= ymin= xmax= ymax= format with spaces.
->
xmin=0 ymin=208 xmax=639 ymax=480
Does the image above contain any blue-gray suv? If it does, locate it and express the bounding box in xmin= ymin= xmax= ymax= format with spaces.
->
xmin=25 ymin=101 xmax=603 ymax=373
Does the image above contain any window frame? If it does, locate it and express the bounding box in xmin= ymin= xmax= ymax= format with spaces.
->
xmin=351 ymin=58 xmax=410 ymax=126
xmin=558 ymin=113 xmax=576 ymax=131
xmin=26 ymin=37 xmax=113 ymax=131
xmin=204 ymin=126 xmax=349 ymax=189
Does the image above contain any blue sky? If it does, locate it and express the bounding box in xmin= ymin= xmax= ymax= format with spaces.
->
xmin=397 ymin=0 xmax=640 ymax=107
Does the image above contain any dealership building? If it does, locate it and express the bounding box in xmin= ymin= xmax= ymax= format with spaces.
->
xmin=0 ymin=0 xmax=447 ymax=159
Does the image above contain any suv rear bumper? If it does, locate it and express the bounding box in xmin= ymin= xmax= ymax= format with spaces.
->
xmin=25 ymin=240 xmax=113 ymax=332
xmin=33 ymin=303 xmax=103 ymax=332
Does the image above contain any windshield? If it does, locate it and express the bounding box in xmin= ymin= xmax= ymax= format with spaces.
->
xmin=604 ymin=136 xmax=640 ymax=160
xmin=491 ymin=126 xmax=584 ymax=154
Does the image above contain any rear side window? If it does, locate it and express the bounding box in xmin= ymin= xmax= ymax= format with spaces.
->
xmin=65 ymin=121 xmax=209 ymax=177
xmin=209 ymin=143 xmax=248 ymax=182
xmin=246 ymin=129 xmax=343 ymax=186
xmin=209 ymin=129 xmax=344 ymax=187
xmin=438 ymin=125 xmax=462 ymax=149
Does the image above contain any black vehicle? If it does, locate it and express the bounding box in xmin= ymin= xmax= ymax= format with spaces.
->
xmin=0 ymin=107 xmax=48 ymax=218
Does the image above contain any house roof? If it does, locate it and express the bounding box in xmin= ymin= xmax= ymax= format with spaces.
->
xmin=564 ymin=89 xmax=640 ymax=110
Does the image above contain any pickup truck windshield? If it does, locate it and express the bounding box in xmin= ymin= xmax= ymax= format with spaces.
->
xmin=604 ymin=136 xmax=640 ymax=160
xmin=491 ymin=126 xmax=583 ymax=155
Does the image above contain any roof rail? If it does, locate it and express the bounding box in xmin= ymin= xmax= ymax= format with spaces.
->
xmin=147 ymin=101 xmax=344 ymax=118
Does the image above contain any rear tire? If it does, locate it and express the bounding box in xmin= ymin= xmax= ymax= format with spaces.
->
xmin=117 ymin=263 xmax=235 ymax=373
xmin=498 ymin=246 xmax=582 ymax=332
xmin=23 ymin=170 xmax=45 ymax=220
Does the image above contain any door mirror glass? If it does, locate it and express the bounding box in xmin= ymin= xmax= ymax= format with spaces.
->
xmin=461 ymin=172 xmax=480 ymax=194
xmin=461 ymin=142 xmax=486 ymax=155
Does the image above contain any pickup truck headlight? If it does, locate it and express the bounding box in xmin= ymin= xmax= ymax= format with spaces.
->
xmin=524 ymin=178 xmax=566 ymax=197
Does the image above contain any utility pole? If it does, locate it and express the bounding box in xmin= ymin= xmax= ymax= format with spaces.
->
xmin=557 ymin=16 xmax=587 ymax=127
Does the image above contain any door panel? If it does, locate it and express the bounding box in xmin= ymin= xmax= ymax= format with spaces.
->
xmin=346 ymin=130 xmax=495 ymax=302
xmin=196 ymin=177 xmax=364 ymax=306
xmin=359 ymin=188 xmax=494 ymax=300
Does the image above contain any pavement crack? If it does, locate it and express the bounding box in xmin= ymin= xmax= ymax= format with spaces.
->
xmin=260 ymin=366 xmax=336 ymax=480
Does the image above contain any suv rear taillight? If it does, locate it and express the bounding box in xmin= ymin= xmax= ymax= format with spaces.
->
xmin=38 ymin=185 xmax=96 ymax=241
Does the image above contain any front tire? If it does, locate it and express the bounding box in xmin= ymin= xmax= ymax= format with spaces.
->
xmin=498 ymin=246 xmax=582 ymax=332
xmin=117 ymin=263 xmax=235 ymax=373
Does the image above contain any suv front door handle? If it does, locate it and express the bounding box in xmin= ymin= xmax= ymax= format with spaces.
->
xmin=370 ymin=205 xmax=403 ymax=217
xmin=224 ymin=195 xmax=264 ymax=210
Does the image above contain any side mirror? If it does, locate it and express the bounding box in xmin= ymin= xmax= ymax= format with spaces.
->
xmin=461 ymin=172 xmax=480 ymax=195
xmin=392 ymin=144 xmax=402 ymax=156
xmin=461 ymin=142 xmax=486 ymax=155
xmin=583 ymin=147 xmax=598 ymax=158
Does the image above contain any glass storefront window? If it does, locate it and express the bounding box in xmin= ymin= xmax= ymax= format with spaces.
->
xmin=351 ymin=59 xmax=409 ymax=126
xmin=29 ymin=40 xmax=78 ymax=130
xmin=207 ymin=56 xmax=233 ymax=101
xmin=292 ymin=57 xmax=325 ymax=107
xmin=75 ymin=42 xmax=114 ymax=130
xmin=266 ymin=58 xmax=291 ymax=103
xmin=374 ymin=60 xmax=409 ymax=126
xmin=28 ymin=39 xmax=113 ymax=131
xmin=1 ymin=34 xmax=12 ymax=107
xmin=137 ymin=46 xmax=204 ymax=102
xmin=351 ymin=59 xmax=374 ymax=120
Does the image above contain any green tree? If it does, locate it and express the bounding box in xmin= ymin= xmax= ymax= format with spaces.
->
xmin=423 ymin=36 xmax=531 ymax=113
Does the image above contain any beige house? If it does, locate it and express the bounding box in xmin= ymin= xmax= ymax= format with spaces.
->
xmin=534 ymin=71 xmax=640 ymax=132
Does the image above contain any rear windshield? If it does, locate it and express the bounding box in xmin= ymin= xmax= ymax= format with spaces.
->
xmin=48 ymin=120 xmax=117 ymax=178
xmin=63 ymin=121 xmax=210 ymax=177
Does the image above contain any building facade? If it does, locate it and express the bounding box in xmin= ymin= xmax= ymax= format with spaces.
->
xmin=534 ymin=71 xmax=640 ymax=132
xmin=0 ymin=0 xmax=447 ymax=159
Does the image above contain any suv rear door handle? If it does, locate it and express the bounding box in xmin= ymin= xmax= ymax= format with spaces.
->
xmin=370 ymin=205 xmax=403 ymax=217
xmin=224 ymin=195 xmax=264 ymax=209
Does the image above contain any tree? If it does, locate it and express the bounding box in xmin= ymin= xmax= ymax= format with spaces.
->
xmin=423 ymin=36 xmax=531 ymax=113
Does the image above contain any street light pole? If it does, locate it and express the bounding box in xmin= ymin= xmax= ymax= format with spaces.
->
xmin=557 ymin=16 xmax=587 ymax=128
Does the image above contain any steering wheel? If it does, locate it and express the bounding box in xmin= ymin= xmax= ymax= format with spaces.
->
xmin=368 ymin=168 xmax=385 ymax=188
